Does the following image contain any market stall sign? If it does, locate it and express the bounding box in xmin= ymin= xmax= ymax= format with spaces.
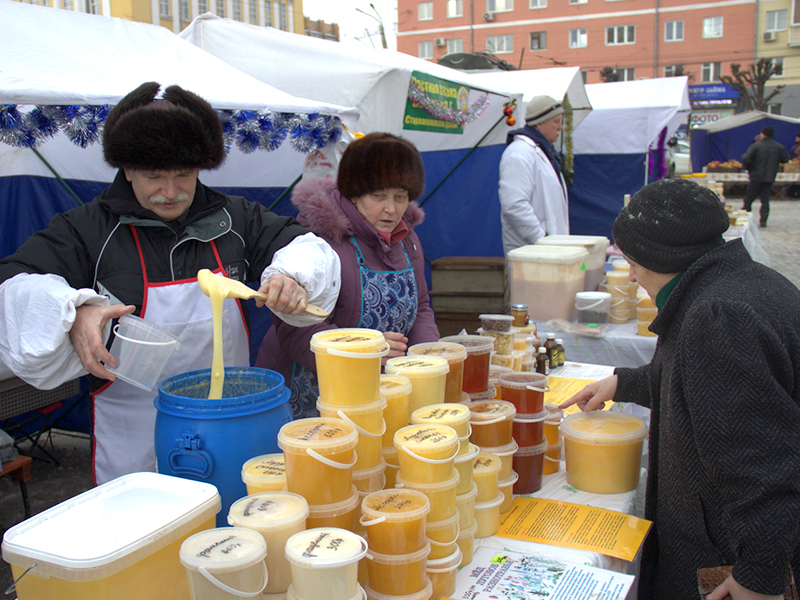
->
xmin=404 ymin=71 xmax=468 ymax=135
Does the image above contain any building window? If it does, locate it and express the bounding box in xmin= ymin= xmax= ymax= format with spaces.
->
xmin=614 ymin=68 xmax=635 ymax=81
xmin=569 ymin=0 xmax=587 ymax=4
xmin=198 ymin=0 xmax=207 ymax=12
xmin=794 ymin=0 xmax=800 ymax=26
xmin=771 ymin=57 xmax=784 ymax=76
xmin=63 ymin=0 xmax=74 ymax=8
xmin=159 ymin=0 xmax=170 ymax=16
xmin=233 ymin=0 xmax=242 ymax=19
xmin=487 ymin=34 xmax=513 ymax=53
xmin=529 ymin=0 xmax=545 ymax=7
xmin=665 ymin=20 xmax=683 ymax=42
xmin=569 ymin=28 xmax=587 ymax=48
xmin=530 ymin=31 xmax=546 ymax=50
xmin=447 ymin=38 xmax=463 ymax=53
xmin=488 ymin=0 xmax=512 ymax=11
xmin=606 ymin=25 xmax=635 ymax=45
xmin=580 ymin=70 xmax=587 ymax=83
xmin=766 ymin=10 xmax=788 ymax=31
xmin=701 ymin=61 xmax=721 ymax=82
xmin=279 ymin=1 xmax=287 ymax=29
xmin=419 ymin=40 xmax=433 ymax=59
xmin=264 ymin=0 xmax=272 ymax=25
xmin=215 ymin=0 xmax=224 ymax=16
xmin=87 ymin=0 xmax=100 ymax=12
xmin=664 ymin=64 xmax=680 ymax=77
xmin=447 ymin=0 xmax=462 ymax=17
xmin=249 ymin=0 xmax=257 ymax=23
xmin=418 ymin=1 xmax=432 ymax=20
xmin=768 ymin=103 xmax=782 ymax=115
xmin=180 ymin=0 xmax=189 ymax=19
xmin=703 ymin=16 xmax=723 ymax=38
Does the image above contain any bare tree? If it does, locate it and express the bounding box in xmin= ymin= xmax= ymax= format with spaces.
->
xmin=599 ymin=67 xmax=621 ymax=82
xmin=719 ymin=59 xmax=784 ymax=111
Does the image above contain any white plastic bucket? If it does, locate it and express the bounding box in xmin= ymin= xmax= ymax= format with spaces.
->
xmin=575 ymin=291 xmax=612 ymax=324
xmin=108 ymin=314 xmax=180 ymax=391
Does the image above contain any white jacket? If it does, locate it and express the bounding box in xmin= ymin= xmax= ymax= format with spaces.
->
xmin=498 ymin=135 xmax=569 ymax=255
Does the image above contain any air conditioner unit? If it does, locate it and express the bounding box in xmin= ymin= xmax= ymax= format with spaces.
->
xmin=763 ymin=30 xmax=777 ymax=42
xmin=483 ymin=12 xmax=495 ymax=21
xmin=435 ymin=37 xmax=446 ymax=47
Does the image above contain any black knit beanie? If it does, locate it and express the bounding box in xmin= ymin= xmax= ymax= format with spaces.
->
xmin=612 ymin=179 xmax=730 ymax=273
xmin=337 ymin=132 xmax=425 ymax=201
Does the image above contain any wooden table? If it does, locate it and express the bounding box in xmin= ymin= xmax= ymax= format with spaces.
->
xmin=1 ymin=454 xmax=33 ymax=518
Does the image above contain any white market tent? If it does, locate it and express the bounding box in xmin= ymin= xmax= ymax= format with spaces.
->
xmin=569 ymin=77 xmax=691 ymax=239
xmin=180 ymin=14 xmax=524 ymax=259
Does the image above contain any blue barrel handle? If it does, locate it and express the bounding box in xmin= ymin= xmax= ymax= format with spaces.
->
xmin=168 ymin=432 xmax=214 ymax=478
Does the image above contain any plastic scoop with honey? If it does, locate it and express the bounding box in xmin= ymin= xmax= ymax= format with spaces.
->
xmin=197 ymin=269 xmax=328 ymax=398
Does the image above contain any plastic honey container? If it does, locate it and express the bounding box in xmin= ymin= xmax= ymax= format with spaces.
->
xmin=426 ymin=511 xmax=460 ymax=560
xmin=380 ymin=375 xmax=412 ymax=448
xmin=474 ymin=493 xmax=504 ymax=538
xmin=427 ymin=546 xmax=462 ymax=600
xmin=512 ymin=439 xmax=549 ymax=495
xmin=365 ymin=543 xmax=431 ymax=597
xmin=385 ymin=356 xmax=450 ymax=417
xmin=534 ymin=235 xmax=610 ymax=292
xmin=456 ymin=521 xmax=478 ymax=567
xmin=360 ymin=489 xmax=430 ymax=555
xmin=227 ymin=492 xmax=309 ymax=596
xmin=477 ymin=439 xmax=518 ymax=480
xmin=353 ymin=459 xmax=386 ymax=494
xmin=306 ymin=486 xmax=362 ymax=531
xmin=285 ymin=528 xmax=368 ymax=600
xmin=179 ymin=527 xmax=268 ymax=599
xmin=455 ymin=483 xmax=477 ymax=530
xmin=394 ymin=424 xmax=459 ymax=484
xmin=407 ymin=342 xmax=467 ymax=404
xmin=453 ymin=442 xmax=479 ymax=495
xmin=439 ymin=335 xmax=493 ymax=394
xmin=241 ymin=453 xmax=286 ymax=495
xmin=365 ymin=579 xmax=432 ymax=600
xmin=512 ymin=409 xmax=548 ymax=447
xmin=469 ymin=400 xmax=516 ymax=447
xmin=477 ymin=327 xmax=514 ymax=355
xmin=498 ymin=472 xmax=519 ymax=513
xmin=544 ymin=440 xmax=563 ymax=475
xmin=310 ymin=328 xmax=388 ymax=406
xmin=561 ymin=412 xmax=648 ymax=494
xmin=411 ymin=403 xmax=472 ymax=456
xmin=488 ymin=365 xmax=514 ymax=398
xmin=467 ymin=385 xmax=497 ymax=403
xmin=382 ymin=445 xmax=400 ymax=489
xmin=544 ymin=404 xmax=563 ymax=445
xmin=395 ymin=470 xmax=459 ymax=522
xmin=498 ymin=372 xmax=549 ymax=414
xmin=1 ymin=473 xmax=220 ymax=600
xmin=278 ymin=417 xmax=359 ymax=505
xmin=317 ymin=396 xmax=387 ymax=471
xmin=472 ymin=452 xmax=502 ymax=503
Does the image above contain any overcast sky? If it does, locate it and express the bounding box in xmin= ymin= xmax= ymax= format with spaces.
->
xmin=302 ymin=0 xmax=399 ymax=50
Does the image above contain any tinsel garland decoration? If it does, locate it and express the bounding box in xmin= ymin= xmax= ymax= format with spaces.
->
xmin=561 ymin=95 xmax=574 ymax=187
xmin=648 ymin=126 xmax=668 ymax=181
xmin=0 ymin=104 xmax=343 ymax=155
xmin=407 ymin=79 xmax=490 ymax=125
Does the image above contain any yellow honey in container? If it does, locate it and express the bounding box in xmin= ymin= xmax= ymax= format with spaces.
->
xmin=544 ymin=440 xmax=563 ymax=475
xmin=426 ymin=511 xmax=460 ymax=560
xmin=560 ymin=412 xmax=648 ymax=494
xmin=474 ymin=493 xmax=504 ymax=538
xmin=395 ymin=470 xmax=459 ymax=521
xmin=380 ymin=374 xmax=412 ymax=448
xmin=427 ymin=546 xmax=462 ymax=600
xmin=278 ymin=417 xmax=358 ymax=505
xmin=385 ymin=356 xmax=450 ymax=417
xmin=353 ymin=459 xmax=386 ymax=494
xmin=543 ymin=404 xmax=563 ymax=446
xmin=407 ymin=342 xmax=467 ymax=404
xmin=472 ymin=452 xmax=502 ymax=503
xmin=310 ymin=328 xmax=388 ymax=406
xmin=453 ymin=442 xmax=479 ymax=494
xmin=360 ymin=488 xmax=430 ymax=555
xmin=394 ymin=424 xmax=459 ymax=484
xmin=456 ymin=521 xmax=478 ymax=567
xmin=317 ymin=396 xmax=387 ymax=471
xmin=455 ymin=483 xmax=477 ymax=530
xmin=306 ymin=486 xmax=361 ymax=532
xmin=365 ymin=543 xmax=431 ymax=597
xmin=477 ymin=439 xmax=518 ymax=479
xmin=498 ymin=472 xmax=519 ymax=513
xmin=241 ymin=453 xmax=286 ymax=495
xmin=382 ymin=445 xmax=400 ymax=489
xmin=411 ymin=402 xmax=472 ymax=456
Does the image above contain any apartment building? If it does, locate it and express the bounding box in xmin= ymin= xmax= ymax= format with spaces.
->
xmin=13 ymin=0 xmax=304 ymax=34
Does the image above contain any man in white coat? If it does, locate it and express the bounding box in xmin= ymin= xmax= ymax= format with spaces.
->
xmin=498 ymin=95 xmax=569 ymax=255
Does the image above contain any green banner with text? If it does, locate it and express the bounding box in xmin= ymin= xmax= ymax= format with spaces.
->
xmin=404 ymin=70 xmax=468 ymax=135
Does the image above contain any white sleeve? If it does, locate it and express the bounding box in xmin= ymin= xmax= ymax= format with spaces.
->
xmin=0 ymin=273 xmax=111 ymax=389
xmin=261 ymin=232 xmax=341 ymax=327
xmin=499 ymin=144 xmax=547 ymax=244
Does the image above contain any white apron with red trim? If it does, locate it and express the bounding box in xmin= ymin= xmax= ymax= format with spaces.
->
xmin=93 ymin=247 xmax=249 ymax=484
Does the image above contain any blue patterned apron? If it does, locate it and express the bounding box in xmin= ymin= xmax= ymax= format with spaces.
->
xmin=288 ymin=236 xmax=418 ymax=418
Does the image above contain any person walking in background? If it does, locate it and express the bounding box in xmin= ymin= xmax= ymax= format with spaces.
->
xmin=742 ymin=125 xmax=789 ymax=227
xmin=562 ymin=178 xmax=800 ymax=600
xmin=497 ymin=95 xmax=569 ymax=255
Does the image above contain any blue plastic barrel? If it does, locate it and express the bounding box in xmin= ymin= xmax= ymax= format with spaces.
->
xmin=155 ymin=367 xmax=292 ymax=526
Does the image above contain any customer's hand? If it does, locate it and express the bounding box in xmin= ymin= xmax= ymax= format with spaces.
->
xmin=707 ymin=574 xmax=783 ymax=600
xmin=383 ymin=331 xmax=409 ymax=364
xmin=70 ymin=303 xmax=135 ymax=380
xmin=559 ymin=375 xmax=618 ymax=412
xmin=258 ymin=274 xmax=308 ymax=315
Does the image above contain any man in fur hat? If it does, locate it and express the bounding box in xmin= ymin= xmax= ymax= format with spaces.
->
xmin=0 ymin=82 xmax=340 ymax=484
xmin=498 ymin=94 xmax=569 ymax=255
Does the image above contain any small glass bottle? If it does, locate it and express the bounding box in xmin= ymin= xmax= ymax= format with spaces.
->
xmin=536 ymin=347 xmax=548 ymax=375
xmin=544 ymin=333 xmax=558 ymax=369
xmin=510 ymin=304 xmax=529 ymax=328
xmin=555 ymin=338 xmax=565 ymax=366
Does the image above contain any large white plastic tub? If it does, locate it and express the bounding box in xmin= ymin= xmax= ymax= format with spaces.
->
xmin=534 ymin=235 xmax=610 ymax=292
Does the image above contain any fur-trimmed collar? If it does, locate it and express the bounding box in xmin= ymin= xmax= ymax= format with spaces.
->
xmin=291 ymin=177 xmax=425 ymax=244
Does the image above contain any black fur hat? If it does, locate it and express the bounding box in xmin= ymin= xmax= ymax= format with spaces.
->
xmin=103 ymin=82 xmax=224 ymax=171
xmin=337 ymin=132 xmax=425 ymax=201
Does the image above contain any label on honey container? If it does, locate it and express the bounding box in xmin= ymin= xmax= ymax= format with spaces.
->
xmin=287 ymin=528 xmax=363 ymax=561
xmin=363 ymin=489 xmax=429 ymax=515
xmin=396 ymin=425 xmax=457 ymax=446
xmin=245 ymin=455 xmax=285 ymax=477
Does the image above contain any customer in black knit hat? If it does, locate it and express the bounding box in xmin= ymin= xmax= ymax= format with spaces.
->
xmin=563 ymin=177 xmax=800 ymax=600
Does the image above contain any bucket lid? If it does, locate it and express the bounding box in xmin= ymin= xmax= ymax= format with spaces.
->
xmin=241 ymin=453 xmax=285 ymax=488
xmin=535 ymin=235 xmax=610 ymax=251
xmin=365 ymin=578 xmax=432 ymax=600
xmin=458 ymin=520 xmax=478 ymax=539
xmin=507 ymin=245 xmax=589 ymax=264
xmin=393 ymin=424 xmax=459 ymax=453
xmin=560 ymin=411 xmax=648 ymax=445
xmin=227 ymin=492 xmax=309 ymax=532
xmin=426 ymin=509 xmax=461 ymax=533
xmin=385 ymin=356 xmax=450 ymax=378
xmin=307 ymin=486 xmax=361 ymax=518
xmin=317 ymin=395 xmax=388 ymax=417
xmin=411 ymin=403 xmax=470 ymax=429
xmin=478 ymin=314 xmax=515 ymax=328
xmin=454 ymin=443 xmax=480 ymax=464
xmin=474 ymin=493 xmax=505 ymax=510
xmin=477 ymin=439 xmax=518 ymax=458
xmin=455 ymin=483 xmax=478 ymax=503
xmin=285 ymin=528 xmax=367 ymax=568
xmin=278 ymin=417 xmax=359 ymax=454
xmin=366 ymin=542 xmax=431 ymax=565
xmin=576 ymin=291 xmax=612 ymax=301
xmin=426 ymin=545 xmax=462 ymax=571
xmin=467 ymin=385 xmax=497 ymax=402
xmin=514 ymin=438 xmax=549 ymax=456
xmin=179 ymin=527 xmax=266 ymax=573
xmin=1 ymin=473 xmax=220 ymax=580
xmin=513 ymin=409 xmax=548 ymax=424
xmin=379 ymin=374 xmax=412 ymax=399
xmin=439 ymin=334 xmax=494 ymax=355
xmin=497 ymin=372 xmax=548 ymax=390
xmin=309 ymin=328 xmax=386 ymax=354
xmin=361 ymin=488 xmax=430 ymax=523
xmin=469 ymin=400 xmax=516 ymax=422
xmin=407 ymin=342 xmax=467 ymax=364
xmin=473 ymin=453 xmax=502 ymax=475
xmin=499 ymin=472 xmax=520 ymax=487
xmin=396 ymin=469 xmax=460 ymax=493
xmin=544 ymin=403 xmax=563 ymax=423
